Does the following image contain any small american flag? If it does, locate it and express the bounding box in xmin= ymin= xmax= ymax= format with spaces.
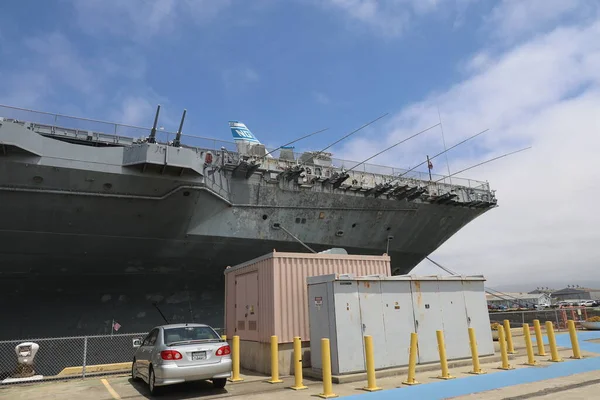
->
xmin=113 ymin=321 xmax=121 ymax=332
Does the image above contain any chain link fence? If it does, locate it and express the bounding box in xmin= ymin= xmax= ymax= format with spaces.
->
xmin=0 ymin=327 xmax=224 ymax=386
xmin=0 ymin=332 xmax=146 ymax=385
xmin=489 ymin=308 xmax=600 ymax=331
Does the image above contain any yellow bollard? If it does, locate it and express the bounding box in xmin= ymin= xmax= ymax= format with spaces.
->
xmin=523 ymin=323 xmax=537 ymax=366
xmin=567 ymin=320 xmax=583 ymax=359
xmin=497 ymin=326 xmax=513 ymax=370
xmin=361 ymin=335 xmax=381 ymax=392
xmin=468 ymin=327 xmax=485 ymax=374
xmin=533 ymin=320 xmax=546 ymax=356
xmin=318 ymin=338 xmax=337 ymax=399
xmin=436 ymin=330 xmax=454 ymax=380
xmin=545 ymin=321 xmax=563 ymax=362
xmin=503 ymin=320 xmax=516 ymax=354
xmin=402 ymin=332 xmax=419 ymax=385
xmin=290 ymin=336 xmax=307 ymax=390
xmin=267 ymin=335 xmax=282 ymax=383
xmin=229 ymin=335 xmax=244 ymax=382
xmin=221 ymin=334 xmax=227 ymax=341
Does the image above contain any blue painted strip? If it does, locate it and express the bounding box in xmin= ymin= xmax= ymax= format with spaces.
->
xmin=344 ymin=331 xmax=600 ymax=400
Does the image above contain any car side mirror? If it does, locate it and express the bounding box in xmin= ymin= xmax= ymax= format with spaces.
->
xmin=132 ymin=338 xmax=142 ymax=348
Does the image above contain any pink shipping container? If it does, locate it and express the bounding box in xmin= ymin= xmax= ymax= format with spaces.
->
xmin=223 ymin=250 xmax=391 ymax=375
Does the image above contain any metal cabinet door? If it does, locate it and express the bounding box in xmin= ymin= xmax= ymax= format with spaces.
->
xmin=234 ymin=274 xmax=247 ymax=337
xmin=410 ymin=280 xmax=444 ymax=363
xmin=380 ymin=280 xmax=415 ymax=368
xmin=357 ymin=280 xmax=386 ymax=370
xmin=439 ymin=280 xmax=471 ymax=360
xmin=308 ymin=282 xmax=335 ymax=372
xmin=462 ymin=280 xmax=495 ymax=356
xmin=333 ymin=280 xmax=364 ymax=374
xmin=235 ymin=271 xmax=259 ymax=341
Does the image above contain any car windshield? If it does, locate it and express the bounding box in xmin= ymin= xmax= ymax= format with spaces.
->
xmin=163 ymin=326 xmax=220 ymax=345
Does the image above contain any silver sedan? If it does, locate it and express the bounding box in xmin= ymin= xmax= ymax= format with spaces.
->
xmin=131 ymin=323 xmax=232 ymax=395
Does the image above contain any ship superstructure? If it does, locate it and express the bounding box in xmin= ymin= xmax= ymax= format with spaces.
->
xmin=0 ymin=105 xmax=496 ymax=338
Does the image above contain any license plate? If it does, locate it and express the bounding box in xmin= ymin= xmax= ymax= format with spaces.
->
xmin=192 ymin=351 xmax=206 ymax=361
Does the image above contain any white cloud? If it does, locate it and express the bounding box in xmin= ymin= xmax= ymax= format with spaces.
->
xmin=112 ymin=96 xmax=156 ymax=127
xmin=486 ymin=0 xmax=599 ymax=42
xmin=23 ymin=33 xmax=96 ymax=96
xmin=321 ymin=0 xmax=474 ymax=37
xmin=314 ymin=92 xmax=331 ymax=105
xmin=337 ymin=17 xmax=600 ymax=286
xmin=222 ymin=67 xmax=260 ymax=89
xmin=0 ymin=30 xmax=168 ymax=132
xmin=0 ymin=72 xmax=51 ymax=110
xmin=70 ymin=0 xmax=231 ymax=43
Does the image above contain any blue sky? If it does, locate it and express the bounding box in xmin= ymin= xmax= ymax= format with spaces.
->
xmin=0 ymin=0 xmax=490 ymax=151
xmin=1 ymin=0 xmax=600 ymax=287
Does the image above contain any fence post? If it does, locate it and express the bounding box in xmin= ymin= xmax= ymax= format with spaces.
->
xmin=533 ymin=319 xmax=546 ymax=356
xmin=545 ymin=321 xmax=563 ymax=362
xmin=318 ymin=338 xmax=337 ymax=399
xmin=468 ymin=328 xmax=484 ymax=374
xmin=290 ymin=336 xmax=307 ymax=390
xmin=497 ymin=326 xmax=513 ymax=370
xmin=436 ymin=330 xmax=454 ymax=380
xmin=402 ymin=332 xmax=419 ymax=385
xmin=267 ymin=335 xmax=282 ymax=384
xmin=523 ymin=323 xmax=537 ymax=366
xmin=503 ymin=320 xmax=516 ymax=354
xmin=567 ymin=320 xmax=582 ymax=359
xmin=362 ymin=335 xmax=381 ymax=392
xmin=229 ymin=335 xmax=244 ymax=382
xmin=82 ymin=336 xmax=88 ymax=378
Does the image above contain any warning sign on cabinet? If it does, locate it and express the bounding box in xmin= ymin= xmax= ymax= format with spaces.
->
xmin=315 ymin=297 xmax=323 ymax=306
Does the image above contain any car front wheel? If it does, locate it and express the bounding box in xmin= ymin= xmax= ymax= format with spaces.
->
xmin=213 ymin=378 xmax=227 ymax=389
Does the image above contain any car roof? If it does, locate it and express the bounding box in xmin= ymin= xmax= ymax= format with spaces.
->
xmin=153 ymin=323 xmax=213 ymax=330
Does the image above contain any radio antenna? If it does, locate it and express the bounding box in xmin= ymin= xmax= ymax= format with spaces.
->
xmin=346 ymin=123 xmax=440 ymax=173
xmin=396 ymin=128 xmax=490 ymax=179
xmin=298 ymin=112 xmax=389 ymax=168
xmin=262 ymin=127 xmax=329 ymax=159
xmin=434 ymin=146 xmax=532 ymax=183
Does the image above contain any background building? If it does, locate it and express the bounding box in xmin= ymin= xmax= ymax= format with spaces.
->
xmin=528 ymin=287 xmax=557 ymax=295
xmin=551 ymin=286 xmax=600 ymax=302
xmin=486 ymin=292 xmax=552 ymax=309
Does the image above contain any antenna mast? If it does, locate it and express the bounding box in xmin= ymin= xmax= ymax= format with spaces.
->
xmin=345 ymin=122 xmax=440 ymax=173
xmin=434 ymin=146 xmax=531 ymax=184
xmin=262 ymin=127 xmax=329 ymax=159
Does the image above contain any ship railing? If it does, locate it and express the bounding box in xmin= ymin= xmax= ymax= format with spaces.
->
xmin=0 ymin=103 xmax=239 ymax=154
xmin=0 ymin=103 xmax=490 ymax=191
xmin=0 ymin=328 xmax=223 ymax=385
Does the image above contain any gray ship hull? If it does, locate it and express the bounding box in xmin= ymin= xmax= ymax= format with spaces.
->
xmin=0 ymin=113 xmax=495 ymax=340
xmin=0 ymin=189 xmax=485 ymax=340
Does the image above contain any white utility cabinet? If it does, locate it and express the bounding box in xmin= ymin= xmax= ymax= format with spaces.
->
xmin=307 ymin=274 xmax=493 ymax=375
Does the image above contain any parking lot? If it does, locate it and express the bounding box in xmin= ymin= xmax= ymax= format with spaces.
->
xmin=1 ymin=331 xmax=599 ymax=400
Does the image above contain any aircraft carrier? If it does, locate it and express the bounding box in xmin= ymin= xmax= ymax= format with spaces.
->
xmin=0 ymin=104 xmax=497 ymax=339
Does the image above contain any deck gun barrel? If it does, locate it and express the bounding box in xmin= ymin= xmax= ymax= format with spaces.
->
xmin=148 ymin=104 xmax=161 ymax=143
xmin=173 ymin=109 xmax=187 ymax=147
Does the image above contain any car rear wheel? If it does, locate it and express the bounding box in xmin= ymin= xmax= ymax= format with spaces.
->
xmin=131 ymin=360 xmax=140 ymax=381
xmin=213 ymin=378 xmax=227 ymax=389
xmin=148 ymin=366 xmax=159 ymax=395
